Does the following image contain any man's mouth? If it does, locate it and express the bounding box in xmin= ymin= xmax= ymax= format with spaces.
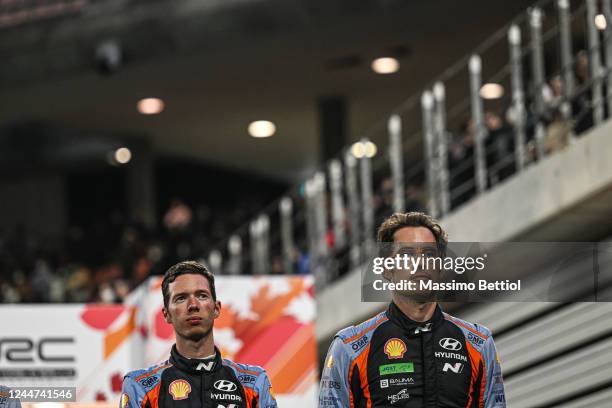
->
xmin=187 ymin=317 xmax=202 ymax=325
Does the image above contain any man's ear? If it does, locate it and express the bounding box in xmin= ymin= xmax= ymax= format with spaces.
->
xmin=162 ymin=307 xmax=172 ymax=324
xmin=213 ymin=300 xmax=221 ymax=319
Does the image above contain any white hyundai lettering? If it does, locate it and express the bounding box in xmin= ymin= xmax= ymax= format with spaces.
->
xmin=214 ymin=380 xmax=237 ymax=392
xmin=439 ymin=338 xmax=462 ymax=351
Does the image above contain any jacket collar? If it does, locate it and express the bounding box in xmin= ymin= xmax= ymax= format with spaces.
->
xmin=170 ymin=344 xmax=222 ymax=374
xmin=386 ymin=301 xmax=444 ymax=335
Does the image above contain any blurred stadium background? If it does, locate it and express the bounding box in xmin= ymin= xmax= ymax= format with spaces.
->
xmin=2 ymin=0 xmax=612 ymax=406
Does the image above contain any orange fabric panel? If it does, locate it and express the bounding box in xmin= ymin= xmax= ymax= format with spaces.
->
xmin=466 ymin=341 xmax=484 ymax=408
xmin=242 ymin=385 xmax=259 ymax=408
xmin=348 ymin=343 xmax=372 ymax=408
xmin=142 ymin=382 xmax=161 ymax=408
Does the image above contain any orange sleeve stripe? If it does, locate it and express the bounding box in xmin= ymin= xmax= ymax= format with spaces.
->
xmin=225 ymin=361 xmax=261 ymax=376
xmin=445 ymin=316 xmax=489 ymax=340
xmin=343 ymin=316 xmax=389 ymax=344
xmin=135 ymin=364 xmax=172 ymax=382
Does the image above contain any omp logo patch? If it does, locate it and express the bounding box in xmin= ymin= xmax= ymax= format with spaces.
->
xmin=140 ymin=376 xmax=159 ymax=388
xmin=467 ymin=332 xmax=485 ymax=346
xmin=350 ymin=335 xmax=368 ymax=352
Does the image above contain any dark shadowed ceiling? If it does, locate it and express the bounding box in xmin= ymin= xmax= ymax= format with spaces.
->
xmin=0 ymin=0 xmax=538 ymax=182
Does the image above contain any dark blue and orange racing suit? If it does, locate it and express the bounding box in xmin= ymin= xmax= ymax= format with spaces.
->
xmin=121 ymin=345 xmax=277 ymax=408
xmin=319 ymin=303 xmax=506 ymax=407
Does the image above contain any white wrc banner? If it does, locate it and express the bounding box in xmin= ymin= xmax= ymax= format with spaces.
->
xmin=1 ymin=275 xmax=318 ymax=407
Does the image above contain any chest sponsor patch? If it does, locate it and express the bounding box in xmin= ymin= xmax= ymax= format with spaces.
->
xmin=168 ymin=379 xmax=191 ymax=400
xmin=442 ymin=362 xmax=464 ymax=374
xmin=388 ymin=389 xmax=410 ymax=404
xmin=435 ymin=351 xmax=468 ymax=362
xmin=384 ymin=338 xmax=407 ymax=359
xmin=380 ymin=377 xmax=415 ymax=388
xmin=211 ymin=393 xmax=242 ymax=402
xmin=379 ymin=362 xmax=414 ymax=376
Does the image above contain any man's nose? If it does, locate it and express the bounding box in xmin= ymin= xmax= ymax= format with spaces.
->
xmin=187 ymin=296 xmax=200 ymax=311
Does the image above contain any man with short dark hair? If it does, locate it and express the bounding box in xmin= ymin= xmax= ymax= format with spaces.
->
xmin=319 ymin=212 xmax=506 ymax=407
xmin=121 ymin=261 xmax=277 ymax=408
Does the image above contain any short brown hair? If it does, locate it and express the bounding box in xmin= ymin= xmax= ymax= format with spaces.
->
xmin=377 ymin=212 xmax=448 ymax=256
xmin=162 ymin=261 xmax=216 ymax=308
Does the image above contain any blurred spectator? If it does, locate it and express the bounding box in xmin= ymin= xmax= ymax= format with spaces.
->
xmin=163 ymin=199 xmax=193 ymax=233
xmin=572 ymin=50 xmax=594 ymax=134
xmin=485 ymin=111 xmax=515 ymax=185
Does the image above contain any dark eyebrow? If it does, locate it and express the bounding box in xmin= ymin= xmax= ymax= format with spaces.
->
xmin=172 ymin=288 xmax=211 ymax=299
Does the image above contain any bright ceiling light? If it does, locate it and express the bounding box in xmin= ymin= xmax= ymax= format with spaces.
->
xmin=480 ymin=83 xmax=505 ymax=99
xmin=595 ymin=14 xmax=607 ymax=30
xmin=114 ymin=147 xmax=132 ymax=164
xmin=137 ymin=97 xmax=164 ymax=115
xmin=371 ymin=57 xmax=400 ymax=74
xmin=248 ymin=120 xmax=276 ymax=138
xmin=351 ymin=141 xmax=377 ymax=158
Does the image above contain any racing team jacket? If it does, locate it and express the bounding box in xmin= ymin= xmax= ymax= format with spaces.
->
xmin=121 ymin=345 xmax=277 ymax=408
xmin=319 ymin=303 xmax=506 ymax=407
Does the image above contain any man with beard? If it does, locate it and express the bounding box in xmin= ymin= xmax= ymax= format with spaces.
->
xmin=121 ymin=261 xmax=277 ymax=408
xmin=319 ymin=212 xmax=506 ymax=407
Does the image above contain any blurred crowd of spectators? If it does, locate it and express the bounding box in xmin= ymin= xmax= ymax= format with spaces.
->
xmin=0 ymin=200 xmax=258 ymax=303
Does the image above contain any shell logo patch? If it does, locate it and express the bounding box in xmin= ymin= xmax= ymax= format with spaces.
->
xmin=325 ymin=355 xmax=335 ymax=368
xmin=120 ymin=393 xmax=129 ymax=408
xmin=169 ymin=379 xmax=191 ymax=400
xmin=384 ymin=338 xmax=407 ymax=359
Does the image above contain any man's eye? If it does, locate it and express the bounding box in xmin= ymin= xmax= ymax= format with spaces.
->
xmin=197 ymin=293 xmax=208 ymax=299
xmin=175 ymin=296 xmax=185 ymax=302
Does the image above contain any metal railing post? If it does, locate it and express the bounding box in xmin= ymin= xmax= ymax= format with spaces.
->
xmin=469 ymin=55 xmax=488 ymax=194
xmin=558 ymin=0 xmax=575 ymax=121
xmin=587 ymin=0 xmax=605 ymax=125
xmin=433 ymin=82 xmax=450 ymax=215
xmin=422 ymin=90 xmax=439 ymax=216
xmin=388 ymin=115 xmax=405 ymax=213
xmin=529 ymin=7 xmax=547 ymax=160
xmin=279 ymin=197 xmax=294 ymax=274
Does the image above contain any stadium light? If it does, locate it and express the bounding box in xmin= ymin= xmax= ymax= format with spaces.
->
xmin=351 ymin=141 xmax=377 ymax=158
xmin=248 ymin=120 xmax=276 ymax=138
xmin=371 ymin=57 xmax=400 ymax=74
xmin=114 ymin=147 xmax=132 ymax=164
xmin=595 ymin=14 xmax=607 ymax=30
xmin=480 ymin=83 xmax=505 ymax=99
xmin=137 ymin=98 xmax=164 ymax=115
